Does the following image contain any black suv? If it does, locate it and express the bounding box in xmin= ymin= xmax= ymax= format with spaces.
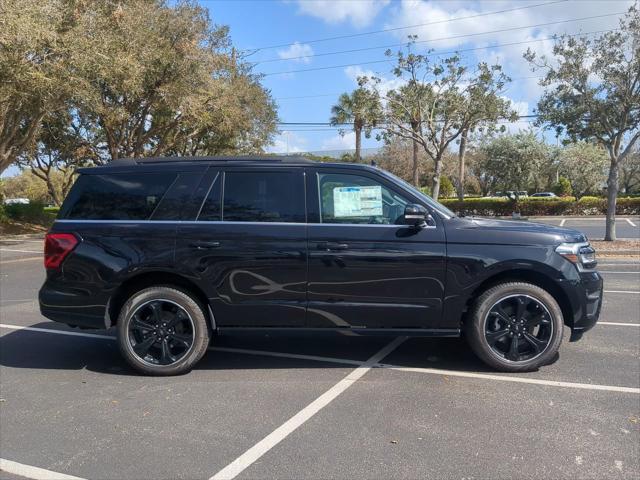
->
xmin=39 ymin=156 xmax=603 ymax=375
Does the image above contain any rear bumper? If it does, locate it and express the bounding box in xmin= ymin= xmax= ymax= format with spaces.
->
xmin=560 ymin=270 xmax=603 ymax=341
xmin=39 ymin=280 xmax=109 ymax=329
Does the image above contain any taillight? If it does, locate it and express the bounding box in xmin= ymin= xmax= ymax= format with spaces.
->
xmin=44 ymin=233 xmax=78 ymax=269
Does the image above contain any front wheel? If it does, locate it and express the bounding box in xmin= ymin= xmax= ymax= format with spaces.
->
xmin=465 ymin=282 xmax=564 ymax=372
xmin=117 ymin=286 xmax=210 ymax=376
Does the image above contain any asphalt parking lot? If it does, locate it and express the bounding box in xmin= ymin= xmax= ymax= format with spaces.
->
xmin=1 ymin=228 xmax=639 ymax=480
xmin=531 ymin=216 xmax=640 ymax=240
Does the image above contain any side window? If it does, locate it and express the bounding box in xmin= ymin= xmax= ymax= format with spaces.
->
xmin=62 ymin=173 xmax=176 ymax=220
xmin=151 ymin=173 xmax=203 ymax=220
xmin=318 ymin=172 xmax=409 ymax=225
xmin=197 ymin=172 xmax=222 ymax=221
xmin=223 ymin=171 xmax=305 ymax=223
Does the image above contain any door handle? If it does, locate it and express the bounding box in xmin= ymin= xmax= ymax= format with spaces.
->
xmin=189 ymin=241 xmax=221 ymax=250
xmin=317 ymin=242 xmax=349 ymax=251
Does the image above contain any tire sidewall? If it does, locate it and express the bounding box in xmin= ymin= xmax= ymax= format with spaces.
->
xmin=467 ymin=283 xmax=564 ymax=371
xmin=117 ymin=286 xmax=210 ymax=376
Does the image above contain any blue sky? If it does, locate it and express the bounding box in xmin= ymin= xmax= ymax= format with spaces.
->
xmin=204 ymin=0 xmax=632 ymax=154
xmin=1 ymin=0 xmax=632 ymax=178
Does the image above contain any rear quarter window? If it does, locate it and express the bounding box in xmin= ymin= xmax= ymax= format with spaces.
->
xmin=60 ymin=173 xmax=177 ymax=220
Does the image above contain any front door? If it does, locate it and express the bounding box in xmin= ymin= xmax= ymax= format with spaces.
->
xmin=306 ymin=168 xmax=447 ymax=330
xmin=175 ymin=167 xmax=308 ymax=327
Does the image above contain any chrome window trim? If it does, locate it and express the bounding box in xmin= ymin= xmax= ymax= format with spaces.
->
xmin=54 ymin=219 xmax=436 ymax=228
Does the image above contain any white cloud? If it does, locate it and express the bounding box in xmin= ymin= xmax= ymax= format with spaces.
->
xmin=295 ymin=0 xmax=390 ymax=28
xmin=321 ymin=131 xmax=356 ymax=151
xmin=277 ymin=42 xmax=314 ymax=64
xmin=344 ymin=66 xmax=406 ymax=96
xmin=383 ymin=0 xmax=634 ymax=112
xmin=266 ymin=131 xmax=308 ymax=154
xmin=501 ymin=98 xmax=531 ymax=134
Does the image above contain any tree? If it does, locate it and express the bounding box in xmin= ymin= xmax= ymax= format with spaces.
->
xmin=438 ymin=176 xmax=455 ymax=198
xmin=70 ymin=1 xmax=277 ymax=161
xmin=0 ymin=0 xmax=80 ymax=174
xmin=15 ymin=109 xmax=95 ymax=205
xmin=372 ymin=44 xmax=515 ymax=200
xmin=480 ymin=132 xmax=551 ymax=194
xmin=525 ymin=5 xmax=640 ymax=240
xmin=620 ymin=145 xmax=640 ymax=194
xmin=557 ymin=142 xmax=607 ymax=199
xmin=1 ymin=0 xmax=278 ymax=174
xmin=379 ymin=82 xmax=429 ymax=187
xmin=0 ymin=170 xmax=51 ymax=203
xmin=330 ymin=86 xmax=382 ymax=162
xmin=553 ymin=177 xmax=573 ymax=197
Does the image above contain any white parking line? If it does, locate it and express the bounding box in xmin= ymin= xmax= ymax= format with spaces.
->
xmin=1 ymin=323 xmax=638 ymax=399
xmin=559 ymin=219 xmax=566 ymax=226
xmin=0 ymin=323 xmax=114 ymax=340
xmin=599 ymin=322 xmax=640 ymax=327
xmin=599 ymin=271 xmax=640 ymax=274
xmin=626 ymin=218 xmax=638 ymax=227
xmin=390 ymin=367 xmax=640 ymax=394
xmin=0 ymin=256 xmax=41 ymax=265
xmin=0 ymin=248 xmax=41 ymax=253
xmin=210 ymin=346 xmax=364 ymax=366
xmin=603 ymin=290 xmax=640 ymax=294
xmin=0 ymin=458 xmax=86 ymax=480
xmin=209 ymin=336 xmax=407 ymax=480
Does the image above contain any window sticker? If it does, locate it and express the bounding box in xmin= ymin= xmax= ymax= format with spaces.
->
xmin=333 ymin=185 xmax=383 ymax=217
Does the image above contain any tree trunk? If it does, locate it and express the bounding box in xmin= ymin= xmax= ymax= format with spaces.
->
xmin=457 ymin=129 xmax=468 ymax=201
xmin=411 ymin=121 xmax=420 ymax=187
xmin=412 ymin=138 xmax=419 ymax=187
xmin=0 ymin=150 xmax=13 ymax=175
xmin=604 ymin=158 xmax=619 ymax=241
xmin=431 ymin=155 xmax=444 ymax=200
xmin=354 ymin=126 xmax=362 ymax=163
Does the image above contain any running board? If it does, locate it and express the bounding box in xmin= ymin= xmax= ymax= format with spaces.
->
xmin=215 ymin=327 xmax=461 ymax=337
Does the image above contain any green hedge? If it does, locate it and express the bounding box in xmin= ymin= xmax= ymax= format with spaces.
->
xmin=440 ymin=196 xmax=640 ymax=216
xmin=3 ymin=202 xmax=56 ymax=224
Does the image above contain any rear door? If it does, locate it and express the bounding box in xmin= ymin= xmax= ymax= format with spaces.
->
xmin=306 ymin=167 xmax=447 ymax=330
xmin=175 ymin=167 xmax=308 ymax=327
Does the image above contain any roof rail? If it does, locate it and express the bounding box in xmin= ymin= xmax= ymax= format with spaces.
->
xmin=110 ymin=155 xmax=314 ymax=165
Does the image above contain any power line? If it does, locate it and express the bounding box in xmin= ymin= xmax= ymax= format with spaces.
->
xmin=272 ymin=74 xmax=548 ymax=102
xmin=244 ymin=0 xmax=568 ymax=51
xmin=276 ymin=93 xmax=342 ymax=101
xmin=257 ymin=12 xmax=623 ymax=65
xmin=262 ymin=27 xmax=618 ymax=77
xmin=276 ymin=115 xmax=539 ymax=127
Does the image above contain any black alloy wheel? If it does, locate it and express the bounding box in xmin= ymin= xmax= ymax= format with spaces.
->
xmin=127 ymin=299 xmax=195 ymax=366
xmin=484 ymin=294 xmax=553 ymax=362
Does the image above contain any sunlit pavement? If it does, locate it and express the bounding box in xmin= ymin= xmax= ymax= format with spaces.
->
xmin=0 ymin=237 xmax=639 ymax=480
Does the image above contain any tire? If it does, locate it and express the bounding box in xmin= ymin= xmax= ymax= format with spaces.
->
xmin=117 ymin=286 xmax=211 ymax=376
xmin=465 ymin=282 xmax=564 ymax=372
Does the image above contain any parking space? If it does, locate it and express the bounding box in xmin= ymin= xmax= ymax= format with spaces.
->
xmin=1 ymin=242 xmax=639 ymax=479
xmin=530 ymin=216 xmax=640 ymax=240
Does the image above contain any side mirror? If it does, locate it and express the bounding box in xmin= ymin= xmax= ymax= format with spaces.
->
xmin=403 ymin=204 xmax=432 ymax=227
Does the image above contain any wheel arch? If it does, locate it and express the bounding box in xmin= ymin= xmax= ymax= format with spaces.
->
xmin=464 ymin=268 xmax=573 ymax=328
xmin=108 ymin=271 xmax=213 ymax=328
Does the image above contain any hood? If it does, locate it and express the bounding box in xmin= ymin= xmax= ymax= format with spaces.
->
xmin=446 ymin=217 xmax=587 ymax=245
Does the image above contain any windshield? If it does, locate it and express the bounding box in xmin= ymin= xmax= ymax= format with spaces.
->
xmin=377 ymin=169 xmax=456 ymax=219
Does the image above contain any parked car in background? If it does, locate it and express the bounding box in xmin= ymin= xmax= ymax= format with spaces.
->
xmin=3 ymin=198 xmax=30 ymax=205
xmin=40 ymin=156 xmax=603 ymax=376
xmin=531 ymin=192 xmax=558 ymax=198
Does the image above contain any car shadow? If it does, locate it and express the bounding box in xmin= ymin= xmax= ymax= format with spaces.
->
xmin=0 ymin=322 xmax=552 ymax=376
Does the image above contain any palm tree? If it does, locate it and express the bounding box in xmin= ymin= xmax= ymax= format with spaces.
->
xmin=330 ymin=88 xmax=381 ymax=162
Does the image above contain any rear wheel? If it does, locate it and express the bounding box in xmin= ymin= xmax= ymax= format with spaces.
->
xmin=465 ymin=282 xmax=564 ymax=372
xmin=117 ymin=286 xmax=210 ymax=376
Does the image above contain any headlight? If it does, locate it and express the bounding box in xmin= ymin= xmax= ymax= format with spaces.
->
xmin=555 ymin=242 xmax=597 ymax=270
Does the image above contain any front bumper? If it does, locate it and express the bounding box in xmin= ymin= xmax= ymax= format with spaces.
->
xmin=561 ymin=270 xmax=603 ymax=342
